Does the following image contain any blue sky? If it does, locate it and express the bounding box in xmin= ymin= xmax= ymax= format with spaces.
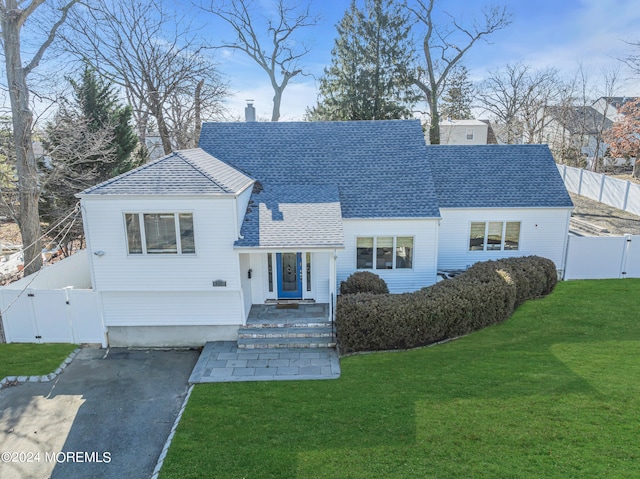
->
xmin=204 ymin=0 xmax=640 ymax=121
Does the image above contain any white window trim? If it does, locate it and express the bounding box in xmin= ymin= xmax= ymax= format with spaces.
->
xmin=466 ymin=128 xmax=474 ymax=140
xmin=469 ymin=221 xmax=521 ymax=252
xmin=356 ymin=236 xmax=414 ymax=270
xmin=124 ymin=212 xmax=196 ymax=256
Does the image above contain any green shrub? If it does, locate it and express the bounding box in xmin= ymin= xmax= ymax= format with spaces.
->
xmin=336 ymin=256 xmax=557 ymax=354
xmin=340 ymin=271 xmax=389 ymax=295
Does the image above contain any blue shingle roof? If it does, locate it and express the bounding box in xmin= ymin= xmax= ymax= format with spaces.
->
xmin=426 ymin=144 xmax=574 ymax=208
xmin=235 ymin=184 xmax=344 ymax=248
xmin=199 ymin=120 xmax=441 ymax=219
xmin=78 ymin=148 xmax=253 ymax=196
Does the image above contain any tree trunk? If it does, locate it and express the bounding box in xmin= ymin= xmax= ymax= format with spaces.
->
xmin=193 ymin=79 xmax=204 ymax=147
xmin=429 ymin=93 xmax=440 ymax=145
xmin=2 ymin=7 xmax=43 ymax=276
xmin=271 ymin=88 xmax=282 ymax=122
xmin=633 ymin=158 xmax=640 ymax=179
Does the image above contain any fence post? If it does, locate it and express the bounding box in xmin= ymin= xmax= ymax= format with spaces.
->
xmin=598 ymin=173 xmax=606 ymax=203
xmin=621 ymin=234 xmax=633 ymax=279
xmin=622 ymin=180 xmax=632 ymax=212
xmin=578 ymin=168 xmax=584 ymax=196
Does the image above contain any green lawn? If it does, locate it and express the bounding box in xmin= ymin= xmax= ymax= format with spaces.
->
xmin=162 ymin=279 xmax=640 ymax=478
xmin=0 ymin=343 xmax=77 ymax=379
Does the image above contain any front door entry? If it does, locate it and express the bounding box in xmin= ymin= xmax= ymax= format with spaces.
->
xmin=276 ymin=252 xmax=302 ymax=299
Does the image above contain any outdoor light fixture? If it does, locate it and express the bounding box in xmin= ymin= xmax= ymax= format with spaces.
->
xmin=93 ymin=250 xmax=105 ymax=257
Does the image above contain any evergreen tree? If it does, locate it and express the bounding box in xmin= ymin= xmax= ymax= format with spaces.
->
xmin=40 ymin=67 xmax=140 ymax=248
xmin=440 ymin=65 xmax=474 ymax=120
xmin=68 ymin=65 xmax=139 ymax=177
xmin=308 ymin=0 xmax=418 ymax=120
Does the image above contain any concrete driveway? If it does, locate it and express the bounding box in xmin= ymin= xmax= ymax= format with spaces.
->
xmin=0 ymin=346 xmax=198 ymax=479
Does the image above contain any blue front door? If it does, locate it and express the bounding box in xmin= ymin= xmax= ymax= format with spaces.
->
xmin=276 ymin=252 xmax=302 ymax=299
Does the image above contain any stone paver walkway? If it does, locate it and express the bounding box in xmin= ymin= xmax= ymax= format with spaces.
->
xmin=189 ymin=341 xmax=340 ymax=383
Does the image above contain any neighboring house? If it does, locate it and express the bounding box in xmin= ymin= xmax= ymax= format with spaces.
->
xmin=542 ymin=106 xmax=613 ymax=167
xmin=592 ymin=96 xmax=639 ymax=122
xmin=438 ymin=119 xmax=489 ymax=145
xmin=76 ymin=120 xmax=573 ymax=347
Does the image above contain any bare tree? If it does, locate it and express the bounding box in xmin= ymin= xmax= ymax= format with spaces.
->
xmin=166 ymin=76 xmax=228 ymax=150
xmin=477 ymin=63 xmax=560 ymax=144
xmin=405 ymin=0 xmax=511 ymax=144
xmin=66 ymin=0 xmax=226 ymax=155
xmin=202 ymin=0 xmax=318 ymax=121
xmin=0 ymin=0 xmax=78 ymax=275
xmin=41 ymin=114 xmax=116 ymax=253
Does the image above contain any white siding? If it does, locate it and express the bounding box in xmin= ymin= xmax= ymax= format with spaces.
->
xmin=437 ymin=208 xmax=571 ymax=271
xmin=101 ymin=291 xmax=243 ymax=326
xmin=82 ymin=196 xmax=241 ymax=292
xmin=236 ymin=186 xmax=253 ymax=237
xmin=81 ymin=195 xmax=245 ymax=328
xmin=310 ymin=252 xmax=330 ymax=302
xmin=338 ymin=219 xmax=439 ymax=293
xmin=239 ymin=254 xmax=252 ymax=320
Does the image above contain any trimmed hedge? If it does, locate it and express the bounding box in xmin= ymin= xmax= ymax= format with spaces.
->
xmin=340 ymin=271 xmax=389 ymax=295
xmin=336 ymin=256 xmax=557 ymax=354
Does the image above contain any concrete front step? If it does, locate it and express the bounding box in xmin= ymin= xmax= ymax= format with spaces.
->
xmin=237 ymin=337 xmax=337 ymax=349
xmin=243 ymin=319 xmax=332 ymax=329
xmin=239 ymin=326 xmax=334 ymax=340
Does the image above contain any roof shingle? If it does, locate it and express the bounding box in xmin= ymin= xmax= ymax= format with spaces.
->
xmin=78 ymin=148 xmax=253 ymax=196
xmin=235 ymin=184 xmax=344 ymax=248
xmin=426 ymin=144 xmax=573 ymax=208
xmin=199 ymin=120 xmax=441 ymax=219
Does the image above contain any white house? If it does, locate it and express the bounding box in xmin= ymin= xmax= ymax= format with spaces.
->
xmin=70 ymin=120 xmax=573 ymax=347
xmin=438 ymin=119 xmax=489 ymax=145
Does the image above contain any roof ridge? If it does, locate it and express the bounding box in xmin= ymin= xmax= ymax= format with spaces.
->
xmin=175 ymin=148 xmax=249 ymax=194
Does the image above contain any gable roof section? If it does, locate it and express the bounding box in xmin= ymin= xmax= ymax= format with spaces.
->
xmin=199 ymin=120 xmax=441 ymax=219
xmin=545 ymin=106 xmax=612 ymax=135
xmin=427 ymin=144 xmax=573 ymax=209
xmin=235 ymin=184 xmax=344 ymax=248
xmin=78 ymin=148 xmax=253 ymax=196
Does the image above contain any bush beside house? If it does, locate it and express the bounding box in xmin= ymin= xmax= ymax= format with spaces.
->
xmin=336 ymin=256 xmax=557 ymax=354
xmin=340 ymin=271 xmax=389 ymax=295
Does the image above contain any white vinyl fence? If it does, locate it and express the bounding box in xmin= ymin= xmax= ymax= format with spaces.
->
xmin=558 ymin=164 xmax=640 ymax=216
xmin=0 ymin=250 xmax=106 ymax=346
xmin=564 ymin=234 xmax=640 ymax=280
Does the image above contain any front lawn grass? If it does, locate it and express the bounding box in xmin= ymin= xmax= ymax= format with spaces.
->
xmin=162 ymin=279 xmax=640 ymax=478
xmin=0 ymin=343 xmax=76 ymax=379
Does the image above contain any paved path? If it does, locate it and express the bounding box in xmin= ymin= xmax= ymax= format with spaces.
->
xmin=189 ymin=341 xmax=341 ymax=383
xmin=0 ymin=347 xmax=198 ymax=479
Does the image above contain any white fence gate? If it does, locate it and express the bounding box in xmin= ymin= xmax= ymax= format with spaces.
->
xmin=564 ymin=234 xmax=640 ymax=280
xmin=0 ymin=250 xmax=106 ymax=346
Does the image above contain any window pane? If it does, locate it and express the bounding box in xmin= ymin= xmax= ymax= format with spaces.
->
xmin=125 ymin=214 xmax=142 ymax=254
xmin=306 ymin=252 xmax=311 ymax=291
xmin=179 ymin=213 xmax=195 ymax=254
xmin=487 ymin=222 xmax=503 ymax=251
xmin=396 ymin=237 xmax=413 ymax=269
xmin=376 ymin=236 xmax=393 ymax=269
xmin=144 ymin=213 xmax=177 ymax=253
xmin=469 ymin=222 xmax=485 ymax=251
xmin=357 ymin=237 xmax=373 ymax=269
xmin=505 ymin=222 xmax=521 ymax=250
